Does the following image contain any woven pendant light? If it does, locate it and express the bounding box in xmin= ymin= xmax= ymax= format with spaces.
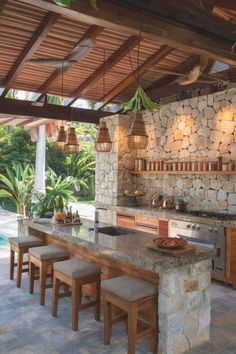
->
xmin=95 ymin=121 xmax=112 ymax=152
xmin=128 ymin=112 xmax=148 ymax=149
xmin=64 ymin=127 xmax=79 ymax=154
xmin=56 ymin=125 xmax=67 ymax=150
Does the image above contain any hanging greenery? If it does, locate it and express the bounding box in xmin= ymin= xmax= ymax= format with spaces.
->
xmin=53 ymin=0 xmax=97 ymax=10
xmin=121 ymin=86 xmax=161 ymax=113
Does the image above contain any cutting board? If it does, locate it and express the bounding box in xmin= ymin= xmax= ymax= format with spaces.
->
xmin=147 ymin=244 xmax=196 ymax=257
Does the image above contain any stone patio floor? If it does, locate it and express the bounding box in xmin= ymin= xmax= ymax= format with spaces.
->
xmin=0 ymin=207 xmax=236 ymax=353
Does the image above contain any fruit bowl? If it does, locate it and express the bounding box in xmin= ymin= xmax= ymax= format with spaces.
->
xmin=153 ymin=237 xmax=187 ymax=249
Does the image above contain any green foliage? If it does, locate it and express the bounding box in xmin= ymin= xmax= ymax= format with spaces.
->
xmin=65 ymin=151 xmax=95 ymax=191
xmin=0 ymin=127 xmax=35 ymax=172
xmin=53 ymin=0 xmax=97 ymax=9
xmin=121 ymin=86 xmax=161 ymax=112
xmin=0 ymin=163 xmax=34 ymax=215
xmin=31 ymin=170 xmax=77 ymax=217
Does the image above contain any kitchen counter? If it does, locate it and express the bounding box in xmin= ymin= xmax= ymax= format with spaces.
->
xmin=24 ymin=218 xmax=213 ymax=274
xmin=97 ymin=203 xmax=236 ymax=227
xmin=24 ymin=217 xmax=212 ymax=354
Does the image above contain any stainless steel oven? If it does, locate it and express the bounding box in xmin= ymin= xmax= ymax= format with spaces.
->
xmin=169 ymin=219 xmax=225 ymax=277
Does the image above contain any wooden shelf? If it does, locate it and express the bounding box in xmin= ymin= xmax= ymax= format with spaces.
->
xmin=129 ymin=170 xmax=236 ymax=175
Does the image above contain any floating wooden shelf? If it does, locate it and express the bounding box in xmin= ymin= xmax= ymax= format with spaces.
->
xmin=129 ymin=170 xmax=236 ymax=175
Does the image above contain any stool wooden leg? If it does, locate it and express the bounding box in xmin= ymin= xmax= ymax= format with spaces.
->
xmin=94 ymin=277 xmax=101 ymax=321
xmin=16 ymin=248 xmax=23 ymax=288
xmin=104 ymin=293 xmax=112 ymax=345
xmin=29 ymin=259 xmax=35 ymax=294
xmin=39 ymin=261 xmax=47 ymax=306
xmin=150 ymin=299 xmax=158 ymax=353
xmin=128 ymin=303 xmax=138 ymax=354
xmin=71 ymin=280 xmax=80 ymax=331
xmin=51 ymin=274 xmax=60 ymax=317
xmin=10 ymin=248 xmax=15 ymax=280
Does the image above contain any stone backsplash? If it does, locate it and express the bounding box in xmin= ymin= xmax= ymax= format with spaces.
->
xmin=96 ymin=88 xmax=236 ymax=213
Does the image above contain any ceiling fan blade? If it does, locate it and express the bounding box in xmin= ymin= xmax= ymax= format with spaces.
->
xmin=176 ymin=66 xmax=201 ymax=85
xmin=28 ymin=59 xmax=71 ymax=68
xmin=68 ymin=38 xmax=93 ymax=62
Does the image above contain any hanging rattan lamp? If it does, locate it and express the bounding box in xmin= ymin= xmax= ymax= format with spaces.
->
xmin=127 ymin=112 xmax=148 ymax=149
xmin=95 ymin=121 xmax=112 ymax=152
xmin=56 ymin=125 xmax=67 ymax=150
xmin=64 ymin=127 xmax=79 ymax=154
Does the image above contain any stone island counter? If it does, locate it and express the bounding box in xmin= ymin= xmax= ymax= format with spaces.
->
xmin=24 ymin=218 xmax=213 ymax=354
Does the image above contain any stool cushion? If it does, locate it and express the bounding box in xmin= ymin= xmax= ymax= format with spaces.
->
xmin=29 ymin=245 xmax=69 ymax=261
xmin=101 ymin=275 xmax=158 ymax=302
xmin=54 ymin=259 xmax=101 ymax=279
xmin=9 ymin=236 xmax=44 ymax=248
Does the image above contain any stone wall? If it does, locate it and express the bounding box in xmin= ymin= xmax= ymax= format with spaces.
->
xmin=96 ymin=88 xmax=236 ymax=213
xmin=158 ymin=259 xmax=211 ymax=354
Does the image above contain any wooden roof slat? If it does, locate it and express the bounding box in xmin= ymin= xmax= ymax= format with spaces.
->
xmin=17 ymin=0 xmax=236 ymax=65
xmin=69 ymin=35 xmax=139 ymax=106
xmin=36 ymin=25 xmax=103 ymax=102
xmin=0 ymin=98 xmax=114 ymax=124
xmin=1 ymin=11 xmax=60 ymax=97
xmin=97 ymin=45 xmax=173 ymax=110
xmin=0 ymin=0 xmax=8 ymax=14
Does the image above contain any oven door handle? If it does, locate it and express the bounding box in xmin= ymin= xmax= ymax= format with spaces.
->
xmin=177 ymin=234 xmax=215 ymax=248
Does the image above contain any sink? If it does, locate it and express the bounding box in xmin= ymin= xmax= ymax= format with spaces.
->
xmin=97 ymin=226 xmax=135 ymax=236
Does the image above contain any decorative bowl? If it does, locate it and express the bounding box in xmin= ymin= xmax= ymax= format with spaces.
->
xmin=153 ymin=237 xmax=187 ymax=249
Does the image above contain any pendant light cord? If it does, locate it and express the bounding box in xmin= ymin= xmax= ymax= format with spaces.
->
xmin=61 ymin=60 xmax=64 ymax=105
xmin=103 ymin=48 xmax=106 ymax=107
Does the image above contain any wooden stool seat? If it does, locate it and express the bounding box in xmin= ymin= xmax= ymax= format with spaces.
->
xmin=102 ymin=275 xmax=158 ymax=354
xmin=52 ymin=259 xmax=101 ymax=331
xmin=29 ymin=245 xmax=70 ymax=306
xmin=9 ymin=235 xmax=44 ymax=288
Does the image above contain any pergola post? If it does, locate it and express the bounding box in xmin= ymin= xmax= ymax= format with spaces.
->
xmin=33 ymin=124 xmax=46 ymax=195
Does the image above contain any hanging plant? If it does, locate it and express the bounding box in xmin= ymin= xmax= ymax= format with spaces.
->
xmin=121 ymin=86 xmax=161 ymax=113
xmin=53 ymin=0 xmax=97 ymax=10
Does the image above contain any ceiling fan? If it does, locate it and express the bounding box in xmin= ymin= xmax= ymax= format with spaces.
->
xmin=28 ymin=38 xmax=93 ymax=68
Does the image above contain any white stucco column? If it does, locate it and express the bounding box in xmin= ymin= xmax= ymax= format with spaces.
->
xmin=33 ymin=124 xmax=46 ymax=194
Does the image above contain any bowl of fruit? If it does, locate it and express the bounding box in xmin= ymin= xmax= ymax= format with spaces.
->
xmin=153 ymin=237 xmax=187 ymax=249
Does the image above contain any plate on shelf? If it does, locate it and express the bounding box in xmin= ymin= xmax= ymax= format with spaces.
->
xmin=153 ymin=237 xmax=187 ymax=249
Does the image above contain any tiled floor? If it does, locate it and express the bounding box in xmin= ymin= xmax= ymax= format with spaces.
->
xmin=1 ymin=208 xmax=236 ymax=353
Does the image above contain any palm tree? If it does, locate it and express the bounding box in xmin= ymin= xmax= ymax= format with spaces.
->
xmin=0 ymin=163 xmax=34 ymax=215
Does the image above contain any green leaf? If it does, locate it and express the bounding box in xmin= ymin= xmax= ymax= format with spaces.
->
xmin=52 ymin=0 xmax=70 ymax=7
xmin=122 ymin=86 xmax=161 ymax=113
xmin=90 ymin=0 xmax=98 ymax=10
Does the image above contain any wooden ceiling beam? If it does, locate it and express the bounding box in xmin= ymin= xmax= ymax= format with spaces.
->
xmin=69 ymin=35 xmax=139 ymax=106
xmin=0 ymin=98 xmax=114 ymax=124
xmin=1 ymin=12 xmax=60 ymax=97
xmin=215 ymin=0 xmax=236 ymax=11
xmin=97 ymin=45 xmax=173 ymax=110
xmin=36 ymin=25 xmax=103 ymax=102
xmin=0 ymin=0 xmax=8 ymax=14
xmin=18 ymin=0 xmax=236 ymax=65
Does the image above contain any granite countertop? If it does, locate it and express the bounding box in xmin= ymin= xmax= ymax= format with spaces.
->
xmin=24 ymin=218 xmax=213 ymax=274
xmin=97 ymin=203 xmax=236 ymax=228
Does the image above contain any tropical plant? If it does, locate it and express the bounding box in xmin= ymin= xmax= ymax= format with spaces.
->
xmin=53 ymin=0 xmax=97 ymax=10
xmin=65 ymin=152 xmax=95 ymax=191
xmin=0 ymin=163 xmax=34 ymax=216
xmin=121 ymin=86 xmax=161 ymax=112
xmin=31 ymin=170 xmax=77 ymax=217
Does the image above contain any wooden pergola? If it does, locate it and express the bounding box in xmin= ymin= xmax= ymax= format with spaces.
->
xmin=0 ymin=0 xmax=236 ymax=127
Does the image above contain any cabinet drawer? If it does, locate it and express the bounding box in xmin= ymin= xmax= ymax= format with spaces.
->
xmin=135 ymin=224 xmax=159 ymax=235
xmin=135 ymin=215 xmax=159 ymax=227
xmin=159 ymin=219 xmax=168 ymax=237
xmin=117 ymin=213 xmax=135 ymax=229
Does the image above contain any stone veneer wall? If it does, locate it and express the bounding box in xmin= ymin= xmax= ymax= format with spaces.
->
xmin=96 ymin=88 xmax=236 ymax=213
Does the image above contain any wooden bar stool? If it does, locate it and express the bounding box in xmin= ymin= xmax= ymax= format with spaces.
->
xmin=9 ymin=236 xmax=44 ymax=288
xmin=29 ymin=245 xmax=69 ymax=306
xmin=51 ymin=259 xmax=101 ymax=331
xmin=102 ymin=275 xmax=158 ymax=354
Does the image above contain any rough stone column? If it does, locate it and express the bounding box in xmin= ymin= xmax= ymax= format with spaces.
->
xmin=158 ymin=259 xmax=211 ymax=354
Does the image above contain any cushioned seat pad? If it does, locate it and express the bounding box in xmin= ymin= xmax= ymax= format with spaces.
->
xmin=9 ymin=236 xmax=44 ymax=248
xmin=54 ymin=259 xmax=101 ymax=279
xmin=101 ymin=275 xmax=158 ymax=302
xmin=29 ymin=245 xmax=69 ymax=261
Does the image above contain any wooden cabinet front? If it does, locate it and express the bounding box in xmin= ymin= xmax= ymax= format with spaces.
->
xmin=117 ymin=213 xmax=136 ymax=229
xmin=226 ymin=228 xmax=236 ymax=288
xmin=135 ymin=215 xmax=159 ymax=235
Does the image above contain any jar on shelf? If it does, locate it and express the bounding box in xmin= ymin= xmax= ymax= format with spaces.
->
xmin=222 ymin=163 xmax=229 ymax=171
xmin=202 ymin=161 xmax=209 ymax=171
xmin=191 ymin=161 xmax=198 ymax=171
xmin=154 ymin=161 xmax=159 ymax=171
xmin=178 ymin=162 xmax=183 ymax=171
xmin=146 ymin=161 xmax=151 ymax=171
xmin=172 ymin=162 xmax=178 ymax=171
xmin=228 ymin=162 xmax=234 ymax=171
xmin=150 ymin=161 xmax=155 ymax=171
